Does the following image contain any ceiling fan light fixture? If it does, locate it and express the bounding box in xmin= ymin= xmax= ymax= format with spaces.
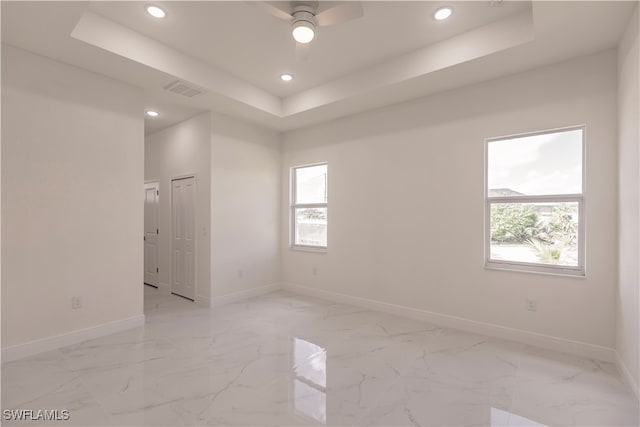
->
xmin=434 ymin=6 xmax=453 ymax=21
xmin=292 ymin=20 xmax=315 ymax=44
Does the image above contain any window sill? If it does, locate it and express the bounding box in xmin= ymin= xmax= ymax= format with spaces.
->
xmin=290 ymin=245 xmax=327 ymax=254
xmin=485 ymin=262 xmax=585 ymax=278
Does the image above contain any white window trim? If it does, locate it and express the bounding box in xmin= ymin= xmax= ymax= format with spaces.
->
xmin=290 ymin=162 xmax=328 ymax=252
xmin=484 ymin=125 xmax=586 ymax=276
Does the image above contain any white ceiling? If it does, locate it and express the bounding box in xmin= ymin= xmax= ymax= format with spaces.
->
xmin=1 ymin=1 xmax=636 ymax=134
xmin=86 ymin=1 xmax=531 ymax=97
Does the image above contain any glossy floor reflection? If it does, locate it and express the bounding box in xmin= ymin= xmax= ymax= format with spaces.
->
xmin=2 ymin=286 xmax=638 ymax=426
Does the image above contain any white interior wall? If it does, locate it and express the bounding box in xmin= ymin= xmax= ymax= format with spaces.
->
xmin=144 ymin=112 xmax=211 ymax=303
xmin=210 ymin=112 xmax=281 ymax=303
xmin=281 ymin=49 xmax=619 ymax=352
xmin=616 ymin=5 xmax=640 ymax=396
xmin=1 ymin=45 xmax=144 ymax=348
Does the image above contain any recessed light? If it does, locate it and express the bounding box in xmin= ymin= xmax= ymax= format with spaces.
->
xmin=434 ymin=7 xmax=453 ymax=21
xmin=280 ymin=73 xmax=294 ymax=82
xmin=146 ymin=5 xmax=166 ymax=19
xmin=146 ymin=110 xmax=159 ymax=117
xmin=292 ymin=21 xmax=315 ymax=44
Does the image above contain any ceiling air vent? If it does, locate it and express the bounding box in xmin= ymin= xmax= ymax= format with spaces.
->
xmin=163 ymin=80 xmax=206 ymax=98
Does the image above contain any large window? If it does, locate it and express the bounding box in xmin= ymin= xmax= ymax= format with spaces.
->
xmin=486 ymin=127 xmax=585 ymax=275
xmin=291 ymin=163 xmax=328 ymax=250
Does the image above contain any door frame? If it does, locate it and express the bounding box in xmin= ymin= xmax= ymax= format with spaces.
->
xmin=144 ymin=179 xmax=160 ymax=288
xmin=170 ymin=174 xmax=198 ymax=302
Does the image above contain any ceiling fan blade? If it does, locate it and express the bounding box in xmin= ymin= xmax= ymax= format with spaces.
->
xmin=247 ymin=1 xmax=293 ymax=21
xmin=315 ymin=2 xmax=363 ymax=26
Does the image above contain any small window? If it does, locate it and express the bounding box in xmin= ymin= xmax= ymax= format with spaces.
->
xmin=485 ymin=127 xmax=585 ymax=275
xmin=291 ymin=163 xmax=328 ymax=250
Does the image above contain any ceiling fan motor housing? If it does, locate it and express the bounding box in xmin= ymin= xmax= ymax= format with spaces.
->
xmin=292 ymin=7 xmax=317 ymax=28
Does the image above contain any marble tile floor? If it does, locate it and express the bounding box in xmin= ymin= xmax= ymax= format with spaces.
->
xmin=2 ymin=286 xmax=638 ymax=426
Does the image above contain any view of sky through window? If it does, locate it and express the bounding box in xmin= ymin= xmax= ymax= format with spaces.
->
xmin=488 ymin=129 xmax=582 ymax=196
xmin=296 ymin=164 xmax=327 ymax=204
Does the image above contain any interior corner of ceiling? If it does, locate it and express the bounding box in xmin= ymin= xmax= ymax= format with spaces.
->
xmin=69 ymin=10 xmax=99 ymax=42
xmin=69 ymin=11 xmax=284 ymax=120
xmin=69 ymin=11 xmax=87 ymax=41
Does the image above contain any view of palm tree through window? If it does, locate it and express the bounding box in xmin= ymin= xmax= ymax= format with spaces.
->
xmin=487 ymin=128 xmax=583 ymax=269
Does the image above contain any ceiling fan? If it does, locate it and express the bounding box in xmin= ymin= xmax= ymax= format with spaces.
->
xmin=251 ymin=1 xmax=364 ymax=44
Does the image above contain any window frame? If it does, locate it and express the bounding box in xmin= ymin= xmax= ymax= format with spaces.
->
xmin=290 ymin=162 xmax=328 ymax=252
xmin=484 ymin=125 xmax=586 ymax=276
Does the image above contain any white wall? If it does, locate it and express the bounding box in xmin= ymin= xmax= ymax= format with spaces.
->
xmin=210 ymin=112 xmax=281 ymax=302
xmin=281 ymin=50 xmax=619 ymax=351
xmin=145 ymin=112 xmax=211 ymax=302
xmin=616 ymin=5 xmax=639 ymax=395
xmin=2 ymin=45 xmax=144 ymax=347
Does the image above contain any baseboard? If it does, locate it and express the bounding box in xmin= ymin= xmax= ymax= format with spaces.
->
xmin=616 ymin=350 xmax=640 ymax=401
xmin=282 ymin=282 xmax=616 ymax=363
xmin=210 ymin=283 xmax=282 ymax=307
xmin=2 ymin=314 xmax=146 ymax=363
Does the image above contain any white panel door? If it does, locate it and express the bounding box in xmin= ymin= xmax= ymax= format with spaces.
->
xmin=172 ymin=177 xmax=196 ymax=300
xmin=144 ymin=182 xmax=159 ymax=287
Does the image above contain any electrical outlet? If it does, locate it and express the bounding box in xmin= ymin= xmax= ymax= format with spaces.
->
xmin=526 ymin=299 xmax=537 ymax=312
xmin=312 ymin=267 xmax=318 ymax=276
xmin=72 ymin=296 xmax=82 ymax=310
